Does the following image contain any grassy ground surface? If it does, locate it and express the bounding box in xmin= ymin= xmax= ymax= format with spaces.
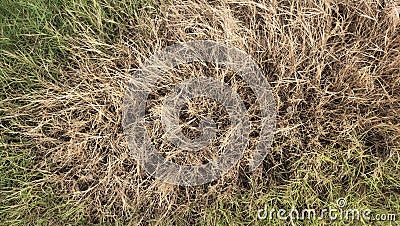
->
xmin=1 ymin=0 xmax=400 ymax=225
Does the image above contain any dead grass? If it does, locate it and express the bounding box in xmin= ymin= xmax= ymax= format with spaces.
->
xmin=2 ymin=0 xmax=400 ymax=224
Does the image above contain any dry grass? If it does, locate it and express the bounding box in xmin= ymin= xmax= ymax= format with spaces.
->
xmin=2 ymin=0 xmax=400 ymax=224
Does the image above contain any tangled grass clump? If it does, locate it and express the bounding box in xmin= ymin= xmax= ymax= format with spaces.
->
xmin=1 ymin=0 xmax=400 ymax=224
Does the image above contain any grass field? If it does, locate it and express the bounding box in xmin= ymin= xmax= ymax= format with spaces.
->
xmin=1 ymin=0 xmax=400 ymax=225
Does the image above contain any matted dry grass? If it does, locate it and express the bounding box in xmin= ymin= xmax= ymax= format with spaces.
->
xmin=14 ymin=0 xmax=400 ymax=224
